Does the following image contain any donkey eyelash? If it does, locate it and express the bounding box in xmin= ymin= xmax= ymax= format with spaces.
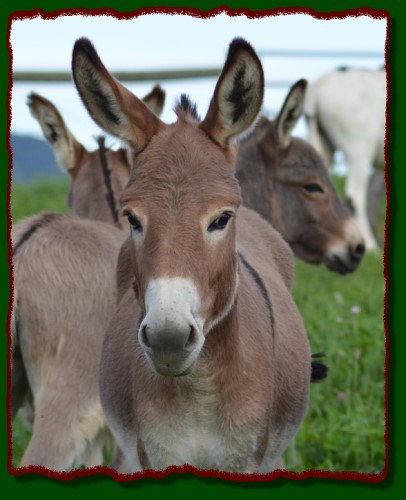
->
xmin=122 ymin=208 xmax=143 ymax=233
xmin=207 ymin=212 xmax=233 ymax=232
xmin=303 ymin=183 xmax=325 ymax=194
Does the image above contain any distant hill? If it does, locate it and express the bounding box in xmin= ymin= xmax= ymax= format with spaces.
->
xmin=9 ymin=133 xmax=67 ymax=184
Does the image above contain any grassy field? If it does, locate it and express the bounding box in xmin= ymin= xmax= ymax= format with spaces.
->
xmin=10 ymin=177 xmax=71 ymax=223
xmin=9 ymin=177 xmax=387 ymax=474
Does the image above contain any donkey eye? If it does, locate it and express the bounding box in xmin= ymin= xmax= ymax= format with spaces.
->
xmin=208 ymin=213 xmax=232 ymax=232
xmin=303 ymin=183 xmax=324 ymax=194
xmin=127 ymin=213 xmax=143 ymax=233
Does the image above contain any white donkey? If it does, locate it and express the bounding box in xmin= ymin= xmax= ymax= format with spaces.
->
xmin=304 ymin=66 xmax=386 ymax=251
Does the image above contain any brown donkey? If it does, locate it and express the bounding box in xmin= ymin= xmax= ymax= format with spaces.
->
xmin=11 ymin=87 xmax=165 ymax=470
xmin=236 ymin=79 xmax=365 ymax=275
xmin=72 ymin=37 xmax=311 ymax=473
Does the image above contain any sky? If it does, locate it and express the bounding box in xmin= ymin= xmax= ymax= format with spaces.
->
xmin=10 ymin=12 xmax=387 ymax=150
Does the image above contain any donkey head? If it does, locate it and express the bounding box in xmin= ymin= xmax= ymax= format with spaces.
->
xmin=72 ymin=38 xmax=264 ymax=376
xmin=237 ymin=79 xmax=365 ymax=274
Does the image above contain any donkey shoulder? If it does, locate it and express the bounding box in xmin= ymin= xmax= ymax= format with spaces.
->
xmin=237 ymin=206 xmax=295 ymax=290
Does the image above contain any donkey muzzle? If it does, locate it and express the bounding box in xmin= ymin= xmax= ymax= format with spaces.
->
xmin=139 ymin=278 xmax=205 ymax=376
xmin=139 ymin=319 xmax=203 ymax=377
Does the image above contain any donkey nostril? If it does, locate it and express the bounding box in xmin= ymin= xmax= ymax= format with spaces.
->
xmin=354 ymin=243 xmax=366 ymax=258
xmin=141 ymin=325 xmax=151 ymax=348
xmin=185 ymin=325 xmax=197 ymax=350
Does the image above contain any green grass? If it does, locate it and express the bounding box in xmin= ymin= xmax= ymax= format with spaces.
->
xmin=9 ymin=177 xmax=387 ymax=474
xmin=10 ymin=177 xmax=70 ymax=223
xmin=285 ymin=251 xmax=386 ymax=473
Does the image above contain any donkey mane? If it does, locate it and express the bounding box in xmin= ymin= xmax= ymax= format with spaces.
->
xmin=174 ymin=94 xmax=201 ymax=122
xmin=96 ymin=135 xmax=120 ymax=224
xmin=238 ymin=251 xmax=275 ymax=341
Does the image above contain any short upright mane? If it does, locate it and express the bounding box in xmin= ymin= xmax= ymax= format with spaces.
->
xmin=174 ymin=94 xmax=201 ymax=122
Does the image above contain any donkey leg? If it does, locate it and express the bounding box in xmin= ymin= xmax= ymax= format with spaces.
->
xmin=18 ymin=395 xmax=106 ymax=471
xmin=19 ymin=416 xmax=78 ymax=470
xmin=345 ymin=157 xmax=378 ymax=251
xmin=77 ymin=429 xmax=113 ymax=468
xmin=10 ymin=294 xmax=30 ymax=421
xmin=271 ymin=457 xmax=286 ymax=470
xmin=367 ymin=169 xmax=385 ymax=237
xmin=11 ymin=350 xmax=30 ymax=421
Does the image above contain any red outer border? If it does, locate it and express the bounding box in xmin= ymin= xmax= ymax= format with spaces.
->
xmin=6 ymin=4 xmax=390 ymax=484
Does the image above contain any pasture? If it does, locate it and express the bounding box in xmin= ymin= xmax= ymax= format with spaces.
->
xmin=9 ymin=175 xmax=386 ymax=474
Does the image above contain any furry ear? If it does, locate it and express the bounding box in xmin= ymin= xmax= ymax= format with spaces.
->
xmin=72 ymin=38 xmax=164 ymax=153
xmin=275 ymin=79 xmax=307 ymax=148
xmin=200 ymin=38 xmax=264 ymax=148
xmin=142 ymin=84 xmax=166 ymax=117
xmin=27 ymin=92 xmax=86 ymax=174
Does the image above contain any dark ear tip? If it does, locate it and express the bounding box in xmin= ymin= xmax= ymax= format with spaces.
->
xmin=73 ymin=37 xmax=93 ymax=51
xmin=27 ymin=92 xmax=49 ymax=110
xmin=26 ymin=91 xmax=36 ymax=105
xmin=72 ymin=37 xmax=99 ymax=64
xmin=228 ymin=37 xmax=259 ymax=60
xmin=226 ymin=38 xmax=264 ymax=94
xmin=152 ymin=84 xmax=166 ymax=100
xmin=295 ymin=79 xmax=308 ymax=91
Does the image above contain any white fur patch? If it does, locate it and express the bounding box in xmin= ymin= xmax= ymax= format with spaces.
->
xmin=141 ymin=278 xmax=205 ymax=367
xmin=143 ymin=278 xmax=203 ymax=330
xmin=326 ymin=217 xmax=364 ymax=260
xmin=143 ymin=411 xmax=256 ymax=471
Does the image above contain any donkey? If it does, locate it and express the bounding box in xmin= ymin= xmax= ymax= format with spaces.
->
xmin=72 ymin=37 xmax=311 ymax=473
xmin=236 ymin=79 xmax=366 ymax=274
xmin=304 ymin=66 xmax=386 ymax=251
xmin=11 ymin=86 xmax=165 ymax=470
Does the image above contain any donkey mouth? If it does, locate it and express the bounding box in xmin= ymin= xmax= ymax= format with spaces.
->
xmin=325 ymin=255 xmax=354 ymax=275
xmin=141 ymin=340 xmax=203 ymax=378
xmin=144 ymin=352 xmax=195 ymax=377
xmin=289 ymin=241 xmax=323 ymax=266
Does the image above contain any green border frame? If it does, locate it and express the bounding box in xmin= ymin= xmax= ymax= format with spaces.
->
xmin=2 ymin=0 xmax=402 ymax=497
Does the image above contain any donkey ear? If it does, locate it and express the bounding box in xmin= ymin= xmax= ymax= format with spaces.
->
xmin=200 ymin=38 xmax=264 ymax=148
xmin=275 ymin=79 xmax=307 ymax=148
xmin=27 ymin=92 xmax=87 ymax=174
xmin=72 ymin=38 xmax=164 ymax=153
xmin=142 ymin=84 xmax=166 ymax=117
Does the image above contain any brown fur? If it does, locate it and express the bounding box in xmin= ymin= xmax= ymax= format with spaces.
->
xmin=12 ymin=214 xmax=125 ymax=469
xmin=73 ymin=37 xmax=311 ymax=473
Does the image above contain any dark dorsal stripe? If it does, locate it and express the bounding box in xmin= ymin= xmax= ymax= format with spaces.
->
xmin=97 ymin=136 xmax=119 ymax=224
xmin=238 ymin=252 xmax=328 ymax=383
xmin=238 ymin=251 xmax=275 ymax=342
xmin=12 ymin=212 xmax=60 ymax=257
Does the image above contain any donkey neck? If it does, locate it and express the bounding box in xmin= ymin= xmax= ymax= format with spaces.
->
xmin=179 ymin=252 xmax=274 ymax=395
